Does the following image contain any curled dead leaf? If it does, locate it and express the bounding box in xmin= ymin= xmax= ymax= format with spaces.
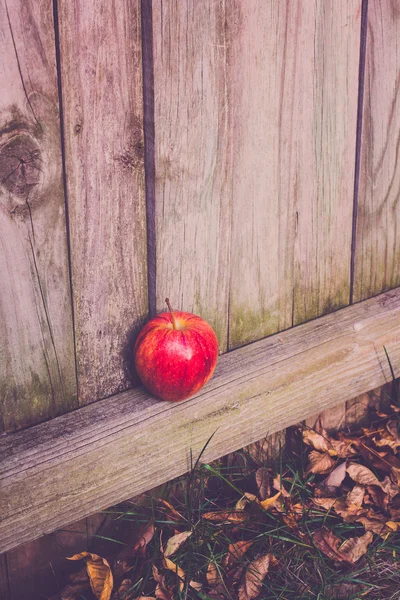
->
xmin=225 ymin=540 xmax=253 ymax=567
xmin=202 ymin=510 xmax=247 ymax=523
xmin=272 ymin=474 xmax=290 ymax=497
xmin=302 ymin=429 xmax=336 ymax=455
xmin=238 ymin=553 xmax=276 ymax=600
xmin=346 ymin=463 xmax=382 ymax=488
xmin=132 ymin=521 xmax=155 ymax=555
xmin=260 ymin=491 xmax=281 ymax=511
xmin=325 ymin=461 xmax=347 ymax=488
xmin=206 ymin=561 xmax=222 ymax=587
xmin=313 ymin=528 xmax=373 ymax=564
xmin=164 ymin=530 xmax=192 ymax=558
xmin=346 ymin=484 xmax=365 ymax=506
xmin=307 ymin=450 xmax=335 ymax=474
xmin=162 ymin=557 xmax=185 ymax=592
xmin=67 ymin=552 xmax=113 ymax=600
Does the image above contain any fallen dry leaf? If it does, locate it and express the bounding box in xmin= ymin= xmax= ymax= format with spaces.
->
xmin=346 ymin=463 xmax=382 ymax=488
xmin=132 ymin=521 xmax=155 ymax=555
xmin=346 ymin=484 xmax=365 ymax=506
xmin=152 ymin=564 xmax=173 ymax=600
xmin=313 ymin=528 xmax=373 ymax=564
xmin=272 ymin=474 xmax=290 ymax=497
xmin=162 ymin=557 xmax=185 ymax=592
xmin=255 ymin=467 xmax=270 ymax=500
xmin=157 ymin=499 xmax=185 ymax=523
xmin=325 ymin=461 xmax=347 ymax=488
xmin=307 ymin=450 xmax=335 ymax=474
xmin=260 ymin=491 xmax=282 ymax=511
xmin=237 ymin=553 xmax=276 ymax=600
xmin=67 ymin=552 xmax=113 ymax=600
xmin=338 ymin=531 xmax=374 ymax=563
xmin=164 ymin=530 xmax=192 ymax=558
xmin=225 ymin=540 xmax=253 ymax=567
xmin=206 ymin=562 xmax=222 ymax=587
xmin=312 ymin=497 xmax=337 ymax=511
xmin=202 ymin=510 xmax=247 ymax=523
xmin=302 ymin=429 xmax=336 ymax=455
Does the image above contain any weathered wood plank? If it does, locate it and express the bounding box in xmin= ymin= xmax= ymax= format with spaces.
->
xmin=0 ymin=0 xmax=76 ymax=432
xmin=353 ymin=0 xmax=400 ymax=300
xmin=152 ymin=0 xmax=232 ymax=349
xmin=1 ymin=288 xmax=399 ymax=553
xmin=57 ymin=0 xmax=148 ymax=404
xmin=229 ymin=0 xmax=361 ymax=347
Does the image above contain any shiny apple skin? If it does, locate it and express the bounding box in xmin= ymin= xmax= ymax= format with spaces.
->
xmin=134 ymin=311 xmax=219 ymax=402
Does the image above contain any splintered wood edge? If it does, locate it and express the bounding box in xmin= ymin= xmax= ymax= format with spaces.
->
xmin=1 ymin=288 xmax=400 ymax=553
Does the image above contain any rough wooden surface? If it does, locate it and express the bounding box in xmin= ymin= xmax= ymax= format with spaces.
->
xmin=1 ymin=288 xmax=399 ymax=554
xmin=228 ymin=0 xmax=360 ymax=347
xmin=353 ymin=0 xmax=400 ymax=301
xmin=152 ymin=0 xmax=232 ymax=349
xmin=57 ymin=0 xmax=148 ymax=404
xmin=0 ymin=0 xmax=76 ymax=432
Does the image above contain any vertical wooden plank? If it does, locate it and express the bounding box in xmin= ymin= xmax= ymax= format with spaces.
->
xmin=152 ymin=0 xmax=232 ymax=349
xmin=229 ymin=0 xmax=361 ymax=347
xmin=58 ymin=0 xmax=148 ymax=403
xmin=0 ymin=0 xmax=76 ymax=432
xmin=353 ymin=1 xmax=400 ymax=301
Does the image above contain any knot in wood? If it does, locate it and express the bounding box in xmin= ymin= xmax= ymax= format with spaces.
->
xmin=0 ymin=134 xmax=43 ymax=198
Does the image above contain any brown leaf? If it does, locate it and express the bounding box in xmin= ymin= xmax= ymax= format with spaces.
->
xmin=162 ymin=557 xmax=185 ymax=592
xmin=157 ymin=499 xmax=185 ymax=523
xmin=338 ymin=531 xmax=374 ymax=563
xmin=325 ymin=461 xmax=347 ymax=488
xmin=189 ymin=581 xmax=202 ymax=592
xmin=312 ymin=497 xmax=337 ymax=511
xmin=302 ymin=429 xmax=336 ymax=455
xmin=67 ymin=552 xmax=113 ymax=600
xmin=260 ymin=491 xmax=281 ymax=511
xmin=238 ymin=553 xmax=275 ymax=600
xmin=313 ymin=529 xmax=373 ymax=564
xmin=235 ymin=493 xmax=258 ymax=510
xmin=206 ymin=562 xmax=222 ymax=587
xmin=380 ymin=475 xmax=400 ymax=500
xmin=164 ymin=531 xmax=192 ymax=558
xmin=346 ymin=485 xmax=365 ymax=506
xmin=152 ymin=565 xmax=172 ymax=600
xmin=307 ymin=450 xmax=335 ymax=474
xmin=272 ymin=475 xmax=290 ymax=498
xmin=202 ymin=510 xmax=247 ymax=523
xmin=346 ymin=463 xmax=382 ymax=488
xmin=255 ymin=467 xmax=270 ymax=500
xmin=225 ymin=540 xmax=253 ymax=567
xmin=132 ymin=521 xmax=155 ymax=555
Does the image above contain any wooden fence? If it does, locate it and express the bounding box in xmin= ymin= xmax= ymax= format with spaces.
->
xmin=1 ymin=0 xmax=400 ymax=596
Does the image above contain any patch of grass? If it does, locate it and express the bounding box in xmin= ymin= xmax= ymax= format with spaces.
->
xmin=54 ymin=397 xmax=400 ymax=600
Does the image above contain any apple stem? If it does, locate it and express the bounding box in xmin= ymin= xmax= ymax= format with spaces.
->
xmin=165 ymin=298 xmax=177 ymax=330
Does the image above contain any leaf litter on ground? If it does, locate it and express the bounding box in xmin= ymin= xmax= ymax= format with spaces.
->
xmin=51 ymin=390 xmax=400 ymax=600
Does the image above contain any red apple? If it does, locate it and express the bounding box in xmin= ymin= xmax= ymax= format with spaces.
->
xmin=134 ymin=298 xmax=219 ymax=402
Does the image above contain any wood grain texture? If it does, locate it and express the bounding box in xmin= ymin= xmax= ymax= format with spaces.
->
xmin=229 ymin=0 xmax=361 ymax=347
xmin=1 ymin=288 xmax=399 ymax=553
xmin=353 ymin=0 xmax=400 ymax=300
xmin=152 ymin=0 xmax=232 ymax=349
xmin=57 ymin=0 xmax=148 ymax=404
xmin=0 ymin=0 xmax=76 ymax=432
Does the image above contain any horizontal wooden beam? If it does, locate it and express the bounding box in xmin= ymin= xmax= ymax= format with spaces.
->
xmin=1 ymin=289 xmax=400 ymax=554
